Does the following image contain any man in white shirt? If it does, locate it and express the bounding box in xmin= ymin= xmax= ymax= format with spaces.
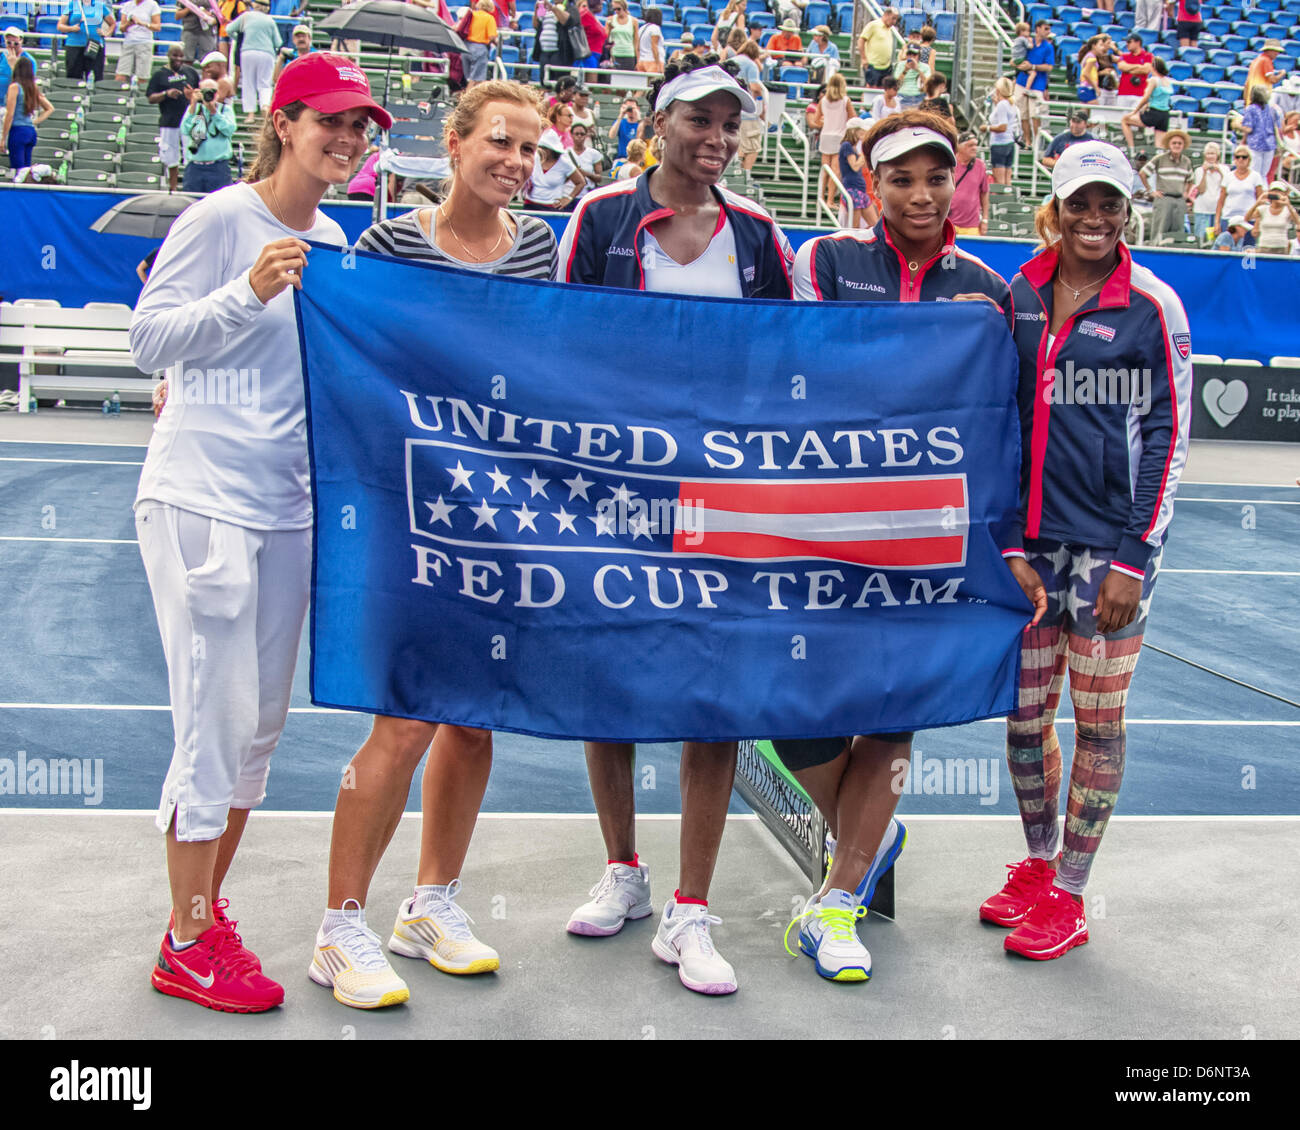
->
xmin=116 ymin=0 xmax=162 ymax=82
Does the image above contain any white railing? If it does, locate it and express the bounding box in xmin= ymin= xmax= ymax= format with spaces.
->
xmin=773 ymin=108 xmax=812 ymax=219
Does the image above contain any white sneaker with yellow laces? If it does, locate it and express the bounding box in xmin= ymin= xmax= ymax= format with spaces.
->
xmin=388 ymin=879 xmax=500 ymax=975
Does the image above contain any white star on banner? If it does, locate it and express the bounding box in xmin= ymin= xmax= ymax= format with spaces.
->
xmin=609 ymin=482 xmax=640 ymax=505
xmin=447 ymin=460 xmax=475 ymax=492
xmin=1070 ymin=547 xmax=1107 ymax=584
xmin=486 ymin=466 xmax=513 ymax=495
xmin=1046 ymin=543 xmax=1072 ymax=575
xmin=563 ymin=472 xmax=594 ymax=501
xmin=629 ymin=513 xmax=652 ymax=540
xmin=589 ymin=509 xmax=616 ymax=537
xmin=521 ymin=468 xmax=550 ymax=498
xmin=514 ymin=502 xmax=539 ymax=533
xmin=554 ymin=507 xmax=578 ymax=535
xmin=424 ymin=496 xmax=457 ymax=527
xmin=470 ymin=498 xmax=499 ymax=530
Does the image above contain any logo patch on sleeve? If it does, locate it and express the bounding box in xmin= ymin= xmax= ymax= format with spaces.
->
xmin=1172 ymin=332 xmax=1191 ymax=360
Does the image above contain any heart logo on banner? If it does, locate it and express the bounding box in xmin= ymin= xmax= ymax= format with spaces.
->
xmin=1202 ymin=378 xmax=1249 ymax=428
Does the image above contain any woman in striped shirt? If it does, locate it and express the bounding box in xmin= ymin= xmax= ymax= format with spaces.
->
xmin=313 ymin=81 xmax=557 ymax=1012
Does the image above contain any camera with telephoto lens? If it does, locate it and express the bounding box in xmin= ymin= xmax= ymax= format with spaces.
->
xmin=203 ymin=88 xmax=215 ymax=102
xmin=188 ymin=112 xmax=209 ymax=154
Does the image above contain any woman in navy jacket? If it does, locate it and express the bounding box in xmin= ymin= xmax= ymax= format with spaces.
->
xmin=981 ymin=140 xmax=1192 ymax=960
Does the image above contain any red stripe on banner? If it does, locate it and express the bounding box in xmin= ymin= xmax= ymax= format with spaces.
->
xmin=671 ymin=529 xmax=964 ymax=567
xmin=678 ymin=477 xmax=966 ymax=515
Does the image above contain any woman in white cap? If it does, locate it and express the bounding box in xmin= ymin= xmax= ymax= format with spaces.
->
xmin=556 ymin=54 xmax=793 ymax=997
xmin=1244 ymin=180 xmax=1300 ymax=255
xmin=785 ymin=109 xmax=1037 ymax=985
xmin=981 ymin=140 xmax=1191 ymax=961
xmin=307 ymin=79 xmax=559 ymax=1013
xmin=522 ymin=125 xmax=586 ymax=208
xmin=129 ymin=52 xmax=390 ymax=1014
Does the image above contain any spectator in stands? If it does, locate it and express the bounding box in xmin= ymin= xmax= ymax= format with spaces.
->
xmin=1043 ymin=109 xmax=1094 ymax=171
xmin=605 ymin=0 xmax=637 ymax=71
xmin=546 ymin=98 xmax=576 ymax=146
xmin=273 ymin=25 xmax=314 ymax=82
xmin=180 ymin=78 xmax=237 ymax=192
xmin=1 ymin=28 xmax=36 ymax=111
xmin=225 ymin=0 xmax=280 ymax=121
xmin=1134 ymin=0 xmax=1162 ymax=33
xmin=859 ymin=7 xmax=898 ymax=88
xmin=1215 ymin=144 xmax=1265 ymax=232
xmin=949 ymin=129 xmax=989 ymax=237
xmin=570 ymin=84 xmax=598 ymax=128
xmin=1120 ymin=55 xmax=1172 ymax=154
xmin=711 ymin=0 xmax=747 ymax=53
xmin=1077 ymin=37 xmax=1102 ymax=105
xmin=894 ymin=42 xmax=929 ymax=109
xmin=1245 ymin=40 xmax=1285 ymax=106
xmin=462 ymin=0 xmax=500 ymax=89
xmin=1014 ymin=19 xmax=1054 ymax=149
xmin=837 ymin=115 xmax=873 ymax=227
xmin=870 ymin=74 xmax=900 ymax=121
xmin=770 ymin=18 xmax=803 ymax=76
xmin=815 ymin=71 xmax=855 ymax=207
xmin=636 ymin=7 xmax=664 ymax=73
xmin=609 ymin=95 xmax=640 ymax=155
xmin=116 ymin=0 xmax=163 ymax=83
xmin=1009 ymin=20 xmax=1032 ymax=76
xmin=175 ymin=0 xmax=217 ymax=65
xmin=217 ymin=0 xmax=248 ymax=64
xmin=1245 ymin=181 xmax=1299 ymax=255
xmin=1212 ymin=213 xmax=1255 ymax=251
xmin=59 ymin=1 xmax=115 ymax=82
xmin=775 ymin=0 xmax=808 ymax=27
xmin=1 ymin=55 xmax=50 ymax=172
xmin=1279 ymin=112 xmax=1300 ymax=180
xmin=148 ymin=45 xmax=200 ymax=192
xmin=920 ymin=71 xmax=952 ymax=119
xmin=986 ymin=75 xmax=1018 ymax=186
xmin=735 ymin=40 xmax=766 ymax=172
xmin=1173 ymin=0 xmax=1200 ymax=49
xmin=1140 ymin=128 xmax=1193 ymax=243
xmin=523 ymin=127 xmax=585 ymax=207
xmin=201 ymin=48 xmax=236 ymax=102
xmin=1116 ymin=32 xmax=1152 ymax=112
xmin=577 ymin=0 xmax=607 ymax=69
xmin=803 ymin=26 xmax=839 ymax=85
xmin=533 ymin=0 xmax=582 ymax=78
xmin=346 ymin=146 xmax=379 ymax=199
xmin=1239 ymin=83 xmax=1282 ymax=180
xmin=918 ymin=24 xmax=938 ymax=73
xmin=1276 ymin=74 xmax=1300 ymax=119
xmin=669 ymin=31 xmax=696 ymax=65
xmin=568 ymin=120 xmax=603 ymax=194
xmin=1189 ymin=140 xmax=1222 ymax=244
xmin=613 ymin=134 xmax=646 ymax=177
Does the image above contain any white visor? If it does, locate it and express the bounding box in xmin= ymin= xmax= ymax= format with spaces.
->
xmin=655 ymin=65 xmax=757 ymax=116
xmin=869 ymin=126 xmax=955 ymax=170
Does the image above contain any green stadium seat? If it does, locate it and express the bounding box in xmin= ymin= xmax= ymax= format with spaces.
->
xmin=65 ymin=170 xmax=115 ymax=187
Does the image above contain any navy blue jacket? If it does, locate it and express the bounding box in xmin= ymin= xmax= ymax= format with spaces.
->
xmin=1008 ymin=243 xmax=1192 ymax=577
xmin=556 ymin=166 xmax=794 ymax=297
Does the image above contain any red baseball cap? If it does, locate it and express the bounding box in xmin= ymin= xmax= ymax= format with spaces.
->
xmin=271 ymin=52 xmax=393 ymax=130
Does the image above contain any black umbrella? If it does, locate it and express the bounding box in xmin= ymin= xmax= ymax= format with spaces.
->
xmin=89 ymin=193 xmax=201 ymax=239
xmin=320 ymin=1 xmax=469 ymax=99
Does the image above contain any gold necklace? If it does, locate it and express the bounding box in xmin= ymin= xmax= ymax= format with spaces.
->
xmin=906 ymin=239 xmax=944 ymax=274
xmin=265 ymin=174 xmax=292 ymax=230
xmin=438 ymin=205 xmax=509 ymax=263
xmin=1056 ymin=265 xmax=1112 ymax=302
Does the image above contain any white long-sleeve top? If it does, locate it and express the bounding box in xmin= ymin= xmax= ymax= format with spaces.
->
xmin=131 ymin=181 xmax=346 ymax=530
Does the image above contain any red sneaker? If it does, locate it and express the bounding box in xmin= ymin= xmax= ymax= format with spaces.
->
xmin=151 ymin=924 xmax=284 ymax=1013
xmin=167 ymin=899 xmax=262 ymax=970
xmin=979 ymin=856 xmax=1057 ymax=927
xmin=1004 ymin=885 xmax=1089 ymax=960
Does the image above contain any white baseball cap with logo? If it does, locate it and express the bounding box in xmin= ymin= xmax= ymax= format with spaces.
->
xmin=1051 ymin=139 xmax=1134 ymax=201
xmin=653 ymin=64 xmax=757 ymax=115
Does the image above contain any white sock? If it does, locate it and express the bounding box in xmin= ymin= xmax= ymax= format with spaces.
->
xmin=413 ymin=882 xmax=454 ymax=908
xmin=169 ymin=930 xmax=197 ymax=950
xmin=322 ymin=906 xmax=364 ymax=934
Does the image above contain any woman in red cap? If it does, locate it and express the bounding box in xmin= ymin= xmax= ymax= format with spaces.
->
xmin=129 ymin=53 xmax=390 ymax=1014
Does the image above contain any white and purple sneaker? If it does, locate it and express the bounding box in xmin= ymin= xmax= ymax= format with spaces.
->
xmin=566 ymin=861 xmax=653 ymax=937
xmin=651 ymin=899 xmax=738 ymax=995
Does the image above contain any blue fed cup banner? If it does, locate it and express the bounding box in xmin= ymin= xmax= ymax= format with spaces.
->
xmin=296 ymin=245 xmax=1029 ymax=742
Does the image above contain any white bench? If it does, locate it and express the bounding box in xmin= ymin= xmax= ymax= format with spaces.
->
xmin=0 ymin=301 xmax=161 ymax=412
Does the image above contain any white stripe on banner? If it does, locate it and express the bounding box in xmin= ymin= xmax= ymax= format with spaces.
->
xmin=677 ymin=504 xmax=969 ymax=541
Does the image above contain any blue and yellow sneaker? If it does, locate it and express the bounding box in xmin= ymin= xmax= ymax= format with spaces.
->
xmin=785 ymin=889 xmax=871 ymax=982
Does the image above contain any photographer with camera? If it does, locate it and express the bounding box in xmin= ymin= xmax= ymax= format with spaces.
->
xmin=893 ymin=42 xmax=930 ymax=110
xmin=148 ymin=44 xmax=200 ymax=191
xmin=1244 ymin=180 xmax=1300 ymax=255
xmin=180 ymin=77 xmax=237 ymax=192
